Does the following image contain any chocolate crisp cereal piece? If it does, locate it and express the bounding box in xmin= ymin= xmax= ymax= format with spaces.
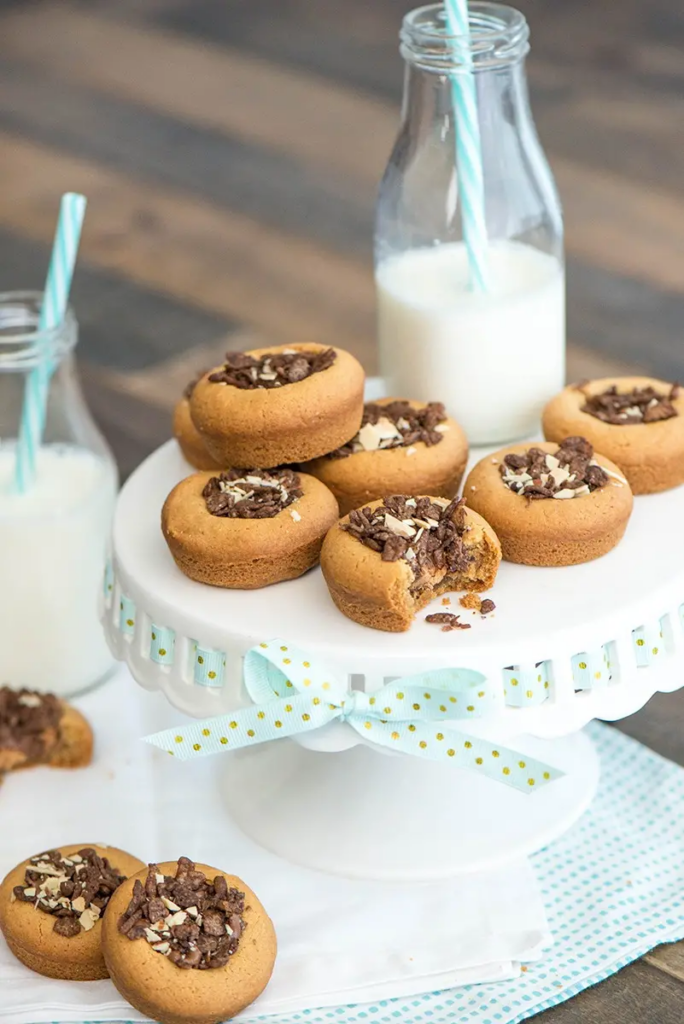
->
xmin=12 ymin=848 xmax=126 ymax=937
xmin=202 ymin=468 xmax=303 ymax=520
xmin=209 ymin=348 xmax=336 ymax=390
xmin=582 ymin=383 xmax=679 ymax=425
xmin=423 ymin=610 xmax=473 ymax=626
xmin=329 ymin=401 xmax=448 ymax=458
xmin=117 ymin=857 xmax=245 ymax=970
xmin=183 ymin=369 xmax=210 ymax=400
xmin=499 ymin=436 xmax=609 ymax=500
xmin=341 ymin=496 xmax=472 ymax=578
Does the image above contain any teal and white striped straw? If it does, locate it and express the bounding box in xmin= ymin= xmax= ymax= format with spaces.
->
xmin=444 ymin=0 xmax=490 ymax=292
xmin=14 ymin=192 xmax=87 ymax=492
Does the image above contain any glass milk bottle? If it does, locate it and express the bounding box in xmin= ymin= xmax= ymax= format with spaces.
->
xmin=376 ymin=2 xmax=564 ymax=445
xmin=0 ymin=292 xmax=117 ymax=695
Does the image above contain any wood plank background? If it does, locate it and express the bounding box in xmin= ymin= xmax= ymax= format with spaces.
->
xmin=1 ymin=1 xmax=683 ymax=1018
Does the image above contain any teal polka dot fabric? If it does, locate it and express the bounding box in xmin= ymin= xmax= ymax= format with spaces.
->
xmin=57 ymin=723 xmax=684 ymax=1024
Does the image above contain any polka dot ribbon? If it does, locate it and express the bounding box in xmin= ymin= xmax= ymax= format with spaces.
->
xmin=144 ymin=639 xmax=564 ymax=793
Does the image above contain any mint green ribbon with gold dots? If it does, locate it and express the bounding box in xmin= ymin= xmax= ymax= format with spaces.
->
xmin=144 ymin=639 xmax=563 ymax=793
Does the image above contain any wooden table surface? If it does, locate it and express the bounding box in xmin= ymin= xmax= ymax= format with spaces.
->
xmin=1 ymin=0 xmax=683 ymax=1017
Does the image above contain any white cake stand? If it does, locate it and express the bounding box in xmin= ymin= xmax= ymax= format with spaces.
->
xmin=103 ymin=441 xmax=684 ymax=880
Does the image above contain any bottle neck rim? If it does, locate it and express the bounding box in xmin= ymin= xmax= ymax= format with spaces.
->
xmin=0 ymin=290 xmax=77 ymax=371
xmin=400 ymin=2 xmax=530 ymax=73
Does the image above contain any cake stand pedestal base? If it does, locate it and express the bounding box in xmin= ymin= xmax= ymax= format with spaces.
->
xmin=221 ymin=730 xmax=599 ymax=881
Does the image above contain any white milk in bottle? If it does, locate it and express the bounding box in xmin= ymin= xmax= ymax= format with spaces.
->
xmin=377 ymin=241 xmax=565 ymax=444
xmin=0 ymin=443 xmax=116 ymax=695
xmin=376 ymin=4 xmax=565 ymax=444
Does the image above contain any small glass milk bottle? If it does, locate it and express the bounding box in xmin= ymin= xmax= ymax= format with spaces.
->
xmin=0 ymin=292 xmax=118 ymax=695
xmin=376 ymin=2 xmax=564 ymax=446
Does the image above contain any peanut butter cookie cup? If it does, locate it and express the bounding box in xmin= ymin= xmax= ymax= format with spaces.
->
xmin=173 ymin=371 xmax=223 ymax=471
xmin=302 ymin=398 xmax=468 ymax=516
xmin=0 ymin=844 xmax=144 ymax=980
xmin=0 ymin=687 xmax=93 ymax=774
xmin=190 ymin=343 xmax=364 ymax=467
xmin=464 ymin=436 xmax=633 ymax=566
xmin=320 ymin=495 xmax=501 ymax=632
xmin=162 ymin=466 xmax=339 ymax=588
xmin=102 ymin=857 xmax=277 ymax=1024
xmin=542 ymin=377 xmax=684 ymax=494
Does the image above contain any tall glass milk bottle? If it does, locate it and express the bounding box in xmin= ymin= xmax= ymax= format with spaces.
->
xmin=0 ymin=292 xmax=118 ymax=695
xmin=376 ymin=2 xmax=564 ymax=445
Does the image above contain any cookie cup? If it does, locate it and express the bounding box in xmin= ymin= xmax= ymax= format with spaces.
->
xmin=190 ymin=343 xmax=365 ymax=467
xmin=320 ymin=500 xmax=501 ymax=633
xmin=162 ymin=470 xmax=339 ymax=589
xmin=0 ymin=701 xmax=92 ymax=774
xmin=464 ymin=442 xmax=634 ymax=566
xmin=542 ymin=377 xmax=684 ymax=495
xmin=303 ymin=399 xmax=469 ymax=515
xmin=0 ymin=844 xmax=145 ymax=981
xmin=173 ymin=397 xmax=223 ymax=471
xmin=102 ymin=862 xmax=277 ymax=1024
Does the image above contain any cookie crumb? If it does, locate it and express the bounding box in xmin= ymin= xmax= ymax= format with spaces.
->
xmin=441 ymin=597 xmax=451 ymax=606
xmin=425 ymin=612 xmax=471 ymax=632
xmin=459 ymin=594 xmax=482 ymax=611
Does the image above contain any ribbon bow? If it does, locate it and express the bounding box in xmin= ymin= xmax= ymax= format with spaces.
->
xmin=145 ymin=639 xmax=563 ymax=793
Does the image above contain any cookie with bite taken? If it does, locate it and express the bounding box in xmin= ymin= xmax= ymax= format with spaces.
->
xmin=0 ymin=686 xmax=93 ymax=774
xmin=102 ymin=857 xmax=277 ymax=1024
xmin=190 ymin=343 xmax=365 ymax=467
xmin=320 ymin=496 xmax=501 ymax=632
xmin=302 ymin=398 xmax=469 ymax=516
xmin=173 ymin=371 xmax=223 ymax=471
xmin=542 ymin=377 xmax=684 ymax=494
xmin=0 ymin=844 xmax=145 ymax=980
xmin=162 ymin=466 xmax=338 ymax=589
xmin=464 ymin=436 xmax=633 ymax=566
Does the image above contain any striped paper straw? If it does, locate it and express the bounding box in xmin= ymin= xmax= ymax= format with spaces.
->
xmin=444 ymin=0 xmax=490 ymax=292
xmin=14 ymin=193 xmax=87 ymax=492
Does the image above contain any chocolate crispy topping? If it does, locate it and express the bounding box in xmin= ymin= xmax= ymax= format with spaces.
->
xmin=329 ymin=401 xmax=447 ymax=458
xmin=342 ymin=496 xmax=472 ymax=579
xmin=499 ymin=437 xmax=610 ymax=500
xmin=580 ymin=383 xmax=680 ymax=424
xmin=0 ymin=687 xmax=63 ymax=762
xmin=183 ymin=369 xmax=209 ymax=400
xmin=203 ymin=467 xmax=302 ymax=519
xmin=118 ymin=857 xmax=245 ymax=970
xmin=12 ymin=848 xmax=126 ymax=938
xmin=425 ymin=612 xmax=471 ymax=632
xmin=208 ymin=348 xmax=336 ymax=390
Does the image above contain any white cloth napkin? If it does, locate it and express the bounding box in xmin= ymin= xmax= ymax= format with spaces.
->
xmin=0 ymin=668 xmax=549 ymax=1023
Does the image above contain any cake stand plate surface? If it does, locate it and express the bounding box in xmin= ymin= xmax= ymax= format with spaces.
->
xmin=220 ymin=729 xmax=599 ymax=880
xmin=105 ymin=441 xmax=684 ymax=744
